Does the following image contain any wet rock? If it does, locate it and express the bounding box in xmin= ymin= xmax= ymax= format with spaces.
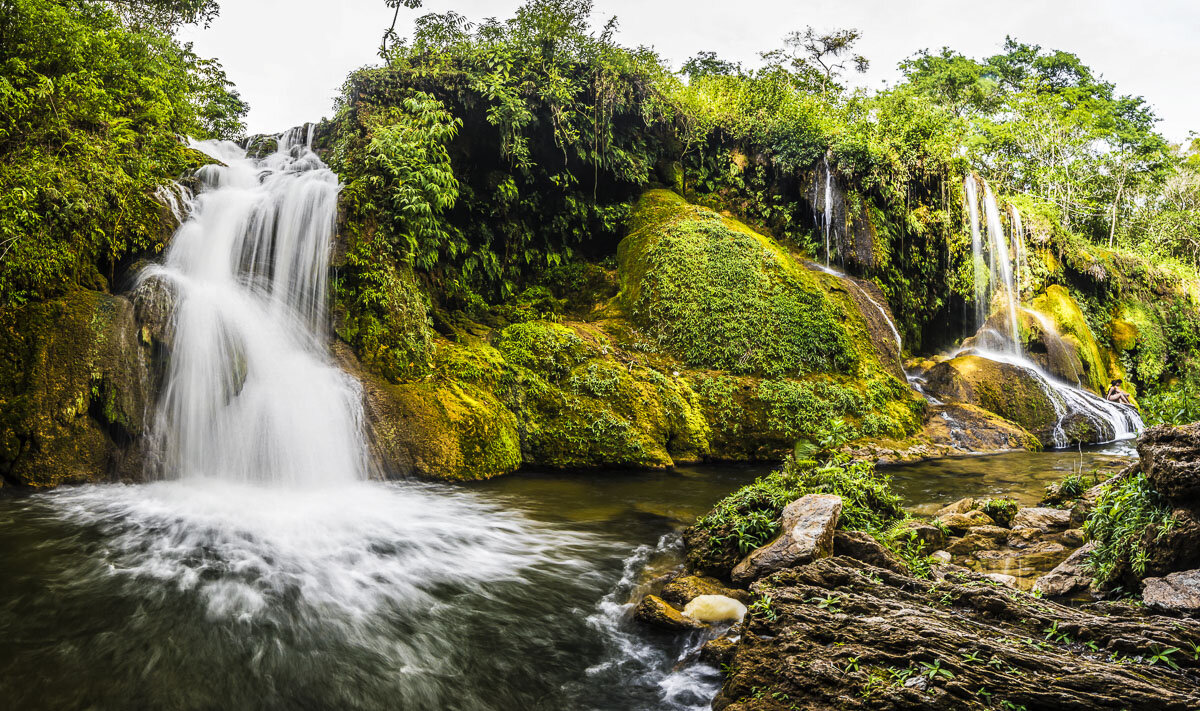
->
xmin=713 ymin=556 xmax=1200 ymax=711
xmin=1011 ymin=506 xmax=1071 ymax=531
xmin=700 ymin=631 xmax=740 ymax=666
xmin=731 ymin=494 xmax=841 ymax=585
xmin=933 ymin=497 xmax=976 ymax=517
xmin=1143 ymin=570 xmax=1200 ymax=615
xmin=984 ymin=572 xmax=1017 ymax=587
xmin=1139 ymin=423 xmax=1200 ymax=500
xmin=661 ymin=575 xmax=749 ymax=606
xmin=888 ymin=520 xmax=946 ymax=552
xmin=923 ymin=355 xmax=1062 ymax=445
xmin=1033 ymin=542 xmax=1095 ymax=597
xmin=683 ymin=595 xmax=747 ymax=624
xmin=833 ymin=530 xmax=907 ymax=573
xmin=0 ymin=290 xmax=153 ymax=486
xmin=934 ymin=508 xmax=995 ymax=534
xmin=922 ymin=403 xmax=1041 ymax=456
xmin=130 ymin=271 xmax=177 ymax=352
xmin=633 ymin=595 xmax=706 ymax=631
xmin=945 ymin=531 xmax=1005 ymax=556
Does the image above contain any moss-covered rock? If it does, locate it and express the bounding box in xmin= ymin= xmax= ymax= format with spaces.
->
xmin=923 ymin=355 xmax=1059 ymax=445
xmin=0 ymin=290 xmax=151 ymax=487
xmin=617 ymin=190 xmax=858 ymax=377
xmin=1030 ymin=285 xmax=1120 ymax=395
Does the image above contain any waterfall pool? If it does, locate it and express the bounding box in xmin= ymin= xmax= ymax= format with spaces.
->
xmin=0 ymin=446 xmax=1138 ymax=710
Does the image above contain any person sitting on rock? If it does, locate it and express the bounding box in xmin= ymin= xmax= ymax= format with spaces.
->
xmin=1106 ymin=379 xmax=1132 ymax=406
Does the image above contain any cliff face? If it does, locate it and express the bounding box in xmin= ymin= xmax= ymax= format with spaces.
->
xmin=0 ymin=290 xmax=152 ymax=487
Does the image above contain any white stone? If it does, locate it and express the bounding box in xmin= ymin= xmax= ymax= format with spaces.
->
xmin=683 ymin=594 xmax=747 ymax=624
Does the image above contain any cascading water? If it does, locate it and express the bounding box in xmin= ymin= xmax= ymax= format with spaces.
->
xmin=983 ymin=183 xmax=1021 ymax=352
xmin=0 ymin=131 xmax=730 ymax=711
xmin=141 ymin=129 xmax=368 ymax=486
xmin=960 ymin=174 xmax=1143 ymax=446
xmin=1010 ymin=206 xmax=1026 ymax=300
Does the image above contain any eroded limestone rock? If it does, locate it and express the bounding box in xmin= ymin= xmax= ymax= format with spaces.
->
xmin=1143 ymin=569 xmax=1200 ymax=615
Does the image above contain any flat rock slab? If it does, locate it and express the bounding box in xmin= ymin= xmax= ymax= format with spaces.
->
xmin=713 ymin=557 xmax=1200 ymax=711
xmin=1011 ymin=506 xmax=1071 ymax=531
xmin=1143 ymin=569 xmax=1200 ymax=614
xmin=731 ymin=494 xmax=842 ymax=585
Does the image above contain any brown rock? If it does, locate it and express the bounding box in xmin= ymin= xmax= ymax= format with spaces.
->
xmin=1139 ymin=424 xmax=1200 ymax=501
xmin=1011 ymin=507 xmax=1071 ymax=531
xmin=731 ymin=494 xmax=842 ymax=585
xmin=1034 ymin=542 xmax=1095 ymax=597
xmin=661 ymin=575 xmax=749 ymax=606
xmin=833 ymin=530 xmax=907 ymax=573
xmin=935 ymin=508 xmax=995 ymax=534
xmin=889 ymin=520 xmax=947 ymax=551
xmin=933 ymin=497 xmax=976 ymax=517
xmin=633 ymin=595 xmax=706 ymax=631
xmin=1143 ymin=569 xmax=1200 ymax=614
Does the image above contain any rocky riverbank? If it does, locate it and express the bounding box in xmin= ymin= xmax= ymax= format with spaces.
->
xmin=633 ymin=424 xmax=1200 ymax=709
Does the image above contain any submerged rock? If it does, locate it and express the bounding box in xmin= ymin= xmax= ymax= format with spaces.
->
xmin=731 ymin=494 xmax=842 ymax=585
xmin=1143 ymin=569 xmax=1200 ymax=615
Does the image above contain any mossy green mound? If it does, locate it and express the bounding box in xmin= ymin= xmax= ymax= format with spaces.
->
xmin=1031 ymin=285 xmax=1120 ymax=395
xmin=618 ymin=190 xmax=858 ymax=378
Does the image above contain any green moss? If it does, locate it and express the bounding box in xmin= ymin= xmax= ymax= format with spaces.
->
xmin=495 ymin=321 xmax=590 ymax=380
xmin=1031 ymin=285 xmax=1116 ymax=394
xmin=1117 ymin=301 xmax=1168 ymax=384
xmin=978 ymin=498 xmax=1018 ymax=527
xmin=618 ymin=190 xmax=858 ymax=377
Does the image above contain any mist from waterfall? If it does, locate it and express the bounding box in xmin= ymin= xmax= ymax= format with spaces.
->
xmin=140 ymin=128 xmax=369 ymax=486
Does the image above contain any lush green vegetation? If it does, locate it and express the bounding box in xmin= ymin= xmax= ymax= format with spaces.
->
xmin=1084 ymin=472 xmax=1176 ymax=588
xmin=0 ymin=0 xmax=246 ymax=306
xmin=686 ymin=452 xmax=907 ymax=576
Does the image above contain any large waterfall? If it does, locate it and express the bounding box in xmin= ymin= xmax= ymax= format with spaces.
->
xmin=961 ymin=175 xmax=1143 ymax=446
xmin=141 ymin=129 xmax=370 ymax=485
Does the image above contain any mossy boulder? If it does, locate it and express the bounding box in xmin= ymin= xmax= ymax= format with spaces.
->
xmin=617 ymin=190 xmax=858 ymax=378
xmin=1030 ymin=285 xmax=1121 ymax=395
xmin=338 ymin=341 xmax=521 ymax=481
xmin=0 ymin=290 xmax=151 ymax=487
xmin=923 ymin=355 xmax=1060 ymax=446
xmin=496 ymin=320 xmax=710 ymax=468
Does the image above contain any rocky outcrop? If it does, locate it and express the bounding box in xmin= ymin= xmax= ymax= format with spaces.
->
xmin=0 ymin=290 xmax=153 ymax=487
xmin=1139 ymin=423 xmax=1200 ymax=499
xmin=713 ymin=557 xmax=1200 ymax=710
xmin=731 ymin=494 xmax=842 ymax=585
xmin=1142 ymin=570 xmax=1200 ymax=615
xmin=634 ymin=594 xmax=707 ymax=631
xmin=923 ymin=355 xmax=1060 ymax=445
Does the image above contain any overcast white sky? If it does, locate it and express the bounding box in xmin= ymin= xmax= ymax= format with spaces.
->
xmin=179 ymin=0 xmax=1200 ymax=142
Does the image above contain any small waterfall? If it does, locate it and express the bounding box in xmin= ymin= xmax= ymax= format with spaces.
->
xmin=965 ymin=176 xmax=987 ymax=330
xmin=140 ymin=128 xmax=370 ymax=486
xmin=958 ymin=175 xmax=1142 ymax=445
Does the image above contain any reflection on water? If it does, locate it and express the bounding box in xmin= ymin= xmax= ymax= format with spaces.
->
xmin=886 ymin=441 xmax=1136 ymax=513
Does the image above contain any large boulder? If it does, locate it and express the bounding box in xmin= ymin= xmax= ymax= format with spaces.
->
xmin=923 ymin=355 xmax=1061 ymax=445
xmin=0 ymin=290 xmax=152 ymax=486
xmin=731 ymin=494 xmax=842 ymax=585
xmin=1143 ymin=569 xmax=1200 ymax=615
xmin=1139 ymin=423 xmax=1200 ymax=500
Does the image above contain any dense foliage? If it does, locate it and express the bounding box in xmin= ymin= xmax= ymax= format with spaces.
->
xmin=1084 ymin=472 xmax=1176 ymax=589
xmin=0 ymin=0 xmax=246 ymax=306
